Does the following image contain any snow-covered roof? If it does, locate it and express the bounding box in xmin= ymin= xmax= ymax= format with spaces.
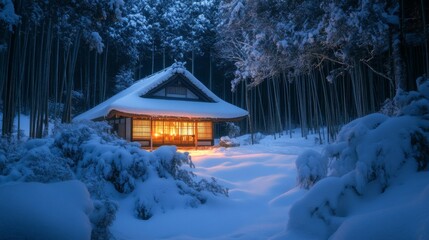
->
xmin=74 ymin=62 xmax=248 ymax=121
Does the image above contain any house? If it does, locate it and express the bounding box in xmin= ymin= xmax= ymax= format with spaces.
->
xmin=74 ymin=62 xmax=248 ymax=148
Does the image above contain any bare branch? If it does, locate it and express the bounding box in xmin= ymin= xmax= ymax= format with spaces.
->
xmin=360 ymin=60 xmax=393 ymax=82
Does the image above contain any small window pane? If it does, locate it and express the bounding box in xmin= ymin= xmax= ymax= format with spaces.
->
xmin=166 ymin=86 xmax=187 ymax=97
xmin=133 ymin=119 xmax=151 ymax=139
xmin=197 ymin=122 xmax=212 ymax=139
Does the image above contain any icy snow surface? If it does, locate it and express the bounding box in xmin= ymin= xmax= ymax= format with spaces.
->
xmin=111 ymin=131 xmax=322 ymax=239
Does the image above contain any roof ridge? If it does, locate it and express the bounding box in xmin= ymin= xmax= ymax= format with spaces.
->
xmin=138 ymin=66 xmax=173 ymax=82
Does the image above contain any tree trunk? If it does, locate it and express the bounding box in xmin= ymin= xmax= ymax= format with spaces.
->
xmin=2 ymin=26 xmax=17 ymax=137
xmin=245 ymin=81 xmax=254 ymax=144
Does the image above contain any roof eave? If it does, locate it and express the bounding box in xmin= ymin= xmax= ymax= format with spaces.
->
xmin=105 ymin=110 xmax=248 ymax=122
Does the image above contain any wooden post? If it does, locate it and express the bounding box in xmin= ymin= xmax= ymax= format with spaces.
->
xmin=194 ymin=121 xmax=198 ymax=150
xmin=150 ymin=118 xmax=153 ymax=151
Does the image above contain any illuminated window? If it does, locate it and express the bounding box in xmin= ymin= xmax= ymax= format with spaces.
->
xmin=152 ymin=120 xmax=164 ymax=144
xmin=197 ymin=122 xmax=212 ymax=139
xmin=133 ymin=119 xmax=151 ymax=139
xmin=179 ymin=122 xmax=194 ymax=136
xmin=150 ymin=120 xmax=197 ymax=145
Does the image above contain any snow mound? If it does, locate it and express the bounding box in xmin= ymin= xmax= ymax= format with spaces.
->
xmin=286 ymin=77 xmax=429 ymax=239
xmin=0 ymin=180 xmax=92 ymax=240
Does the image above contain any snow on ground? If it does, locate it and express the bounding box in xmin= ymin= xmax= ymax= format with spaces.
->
xmin=111 ymin=131 xmax=324 ymax=240
xmin=0 ymin=180 xmax=93 ymax=240
xmin=0 ymin=113 xmax=31 ymax=136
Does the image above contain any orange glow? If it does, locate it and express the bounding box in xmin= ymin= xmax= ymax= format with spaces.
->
xmin=132 ymin=119 xmax=212 ymax=146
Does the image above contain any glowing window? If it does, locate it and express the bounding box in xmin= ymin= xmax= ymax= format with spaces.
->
xmin=133 ymin=119 xmax=151 ymax=139
xmin=197 ymin=122 xmax=212 ymax=139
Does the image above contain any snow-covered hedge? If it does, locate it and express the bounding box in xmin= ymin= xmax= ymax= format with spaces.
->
xmin=287 ymin=77 xmax=429 ymax=239
xmin=0 ymin=121 xmax=228 ymax=239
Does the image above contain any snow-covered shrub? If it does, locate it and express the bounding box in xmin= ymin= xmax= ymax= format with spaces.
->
xmin=411 ymin=131 xmax=429 ymax=171
xmin=219 ymin=136 xmax=240 ymax=148
xmin=131 ymin=146 xmax=228 ymax=220
xmin=0 ymin=120 xmax=229 ymax=235
xmin=78 ymin=137 xmax=149 ymax=194
xmin=0 ymin=137 xmax=73 ymax=183
xmin=52 ymin=120 xmax=116 ymax=168
xmin=82 ymin=175 xmax=118 ymax=240
xmin=153 ymin=146 xmax=194 ymax=179
xmin=296 ymin=150 xmax=328 ymax=189
xmin=55 ymin=121 xmax=227 ymax=220
xmin=241 ymin=132 xmax=264 ymax=145
xmin=195 ymin=177 xmax=229 ymax=197
xmin=0 ymin=137 xmax=12 ymax=175
xmin=90 ymin=199 xmax=118 ymax=240
xmin=379 ymin=98 xmax=399 ymax=116
xmin=135 ymin=198 xmax=153 ymax=220
xmin=225 ymin=122 xmax=241 ymax=138
xmin=20 ymin=139 xmax=74 ymax=183
xmin=287 ymin=77 xmax=429 ymax=239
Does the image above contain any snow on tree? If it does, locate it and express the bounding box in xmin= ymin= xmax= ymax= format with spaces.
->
xmin=88 ymin=32 xmax=104 ymax=54
xmin=114 ymin=67 xmax=134 ymax=94
xmin=217 ymin=0 xmax=399 ymax=88
xmin=0 ymin=0 xmax=19 ymax=50
xmin=108 ymin=0 xmax=152 ymax=64
xmin=286 ymin=76 xmax=429 ymax=239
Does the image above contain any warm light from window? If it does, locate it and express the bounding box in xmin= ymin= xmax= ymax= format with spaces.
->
xmin=197 ymin=122 xmax=212 ymax=139
xmin=133 ymin=119 xmax=151 ymax=139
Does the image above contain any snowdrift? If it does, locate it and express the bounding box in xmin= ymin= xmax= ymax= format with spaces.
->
xmin=286 ymin=77 xmax=429 ymax=239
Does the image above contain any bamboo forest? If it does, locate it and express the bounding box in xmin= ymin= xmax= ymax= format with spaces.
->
xmin=1 ymin=1 xmax=429 ymax=240
xmin=1 ymin=0 xmax=428 ymax=141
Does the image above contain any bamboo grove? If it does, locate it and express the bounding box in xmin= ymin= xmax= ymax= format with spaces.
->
xmin=221 ymin=0 xmax=429 ymax=143
xmin=1 ymin=0 xmax=428 ymax=142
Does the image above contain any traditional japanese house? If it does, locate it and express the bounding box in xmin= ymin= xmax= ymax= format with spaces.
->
xmin=74 ymin=62 xmax=248 ymax=148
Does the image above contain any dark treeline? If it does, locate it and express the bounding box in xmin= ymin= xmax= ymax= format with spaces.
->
xmin=1 ymin=0 xmax=428 ymax=142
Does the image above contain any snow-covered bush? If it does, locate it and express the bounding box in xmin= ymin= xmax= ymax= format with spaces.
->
xmin=296 ymin=149 xmax=328 ymax=189
xmin=52 ymin=120 xmax=116 ymax=168
xmin=0 ymin=138 xmax=73 ymax=183
xmin=241 ymin=132 xmax=264 ymax=145
xmin=225 ymin=122 xmax=241 ymax=138
xmin=0 ymin=120 xmax=229 ymax=237
xmin=19 ymin=139 xmax=74 ymax=183
xmin=287 ymin=77 xmax=429 ymax=239
xmin=219 ymin=136 xmax=240 ymax=148
xmin=90 ymin=198 xmax=118 ymax=240
xmin=379 ymin=98 xmax=399 ymax=116
xmin=132 ymin=146 xmax=228 ymax=220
